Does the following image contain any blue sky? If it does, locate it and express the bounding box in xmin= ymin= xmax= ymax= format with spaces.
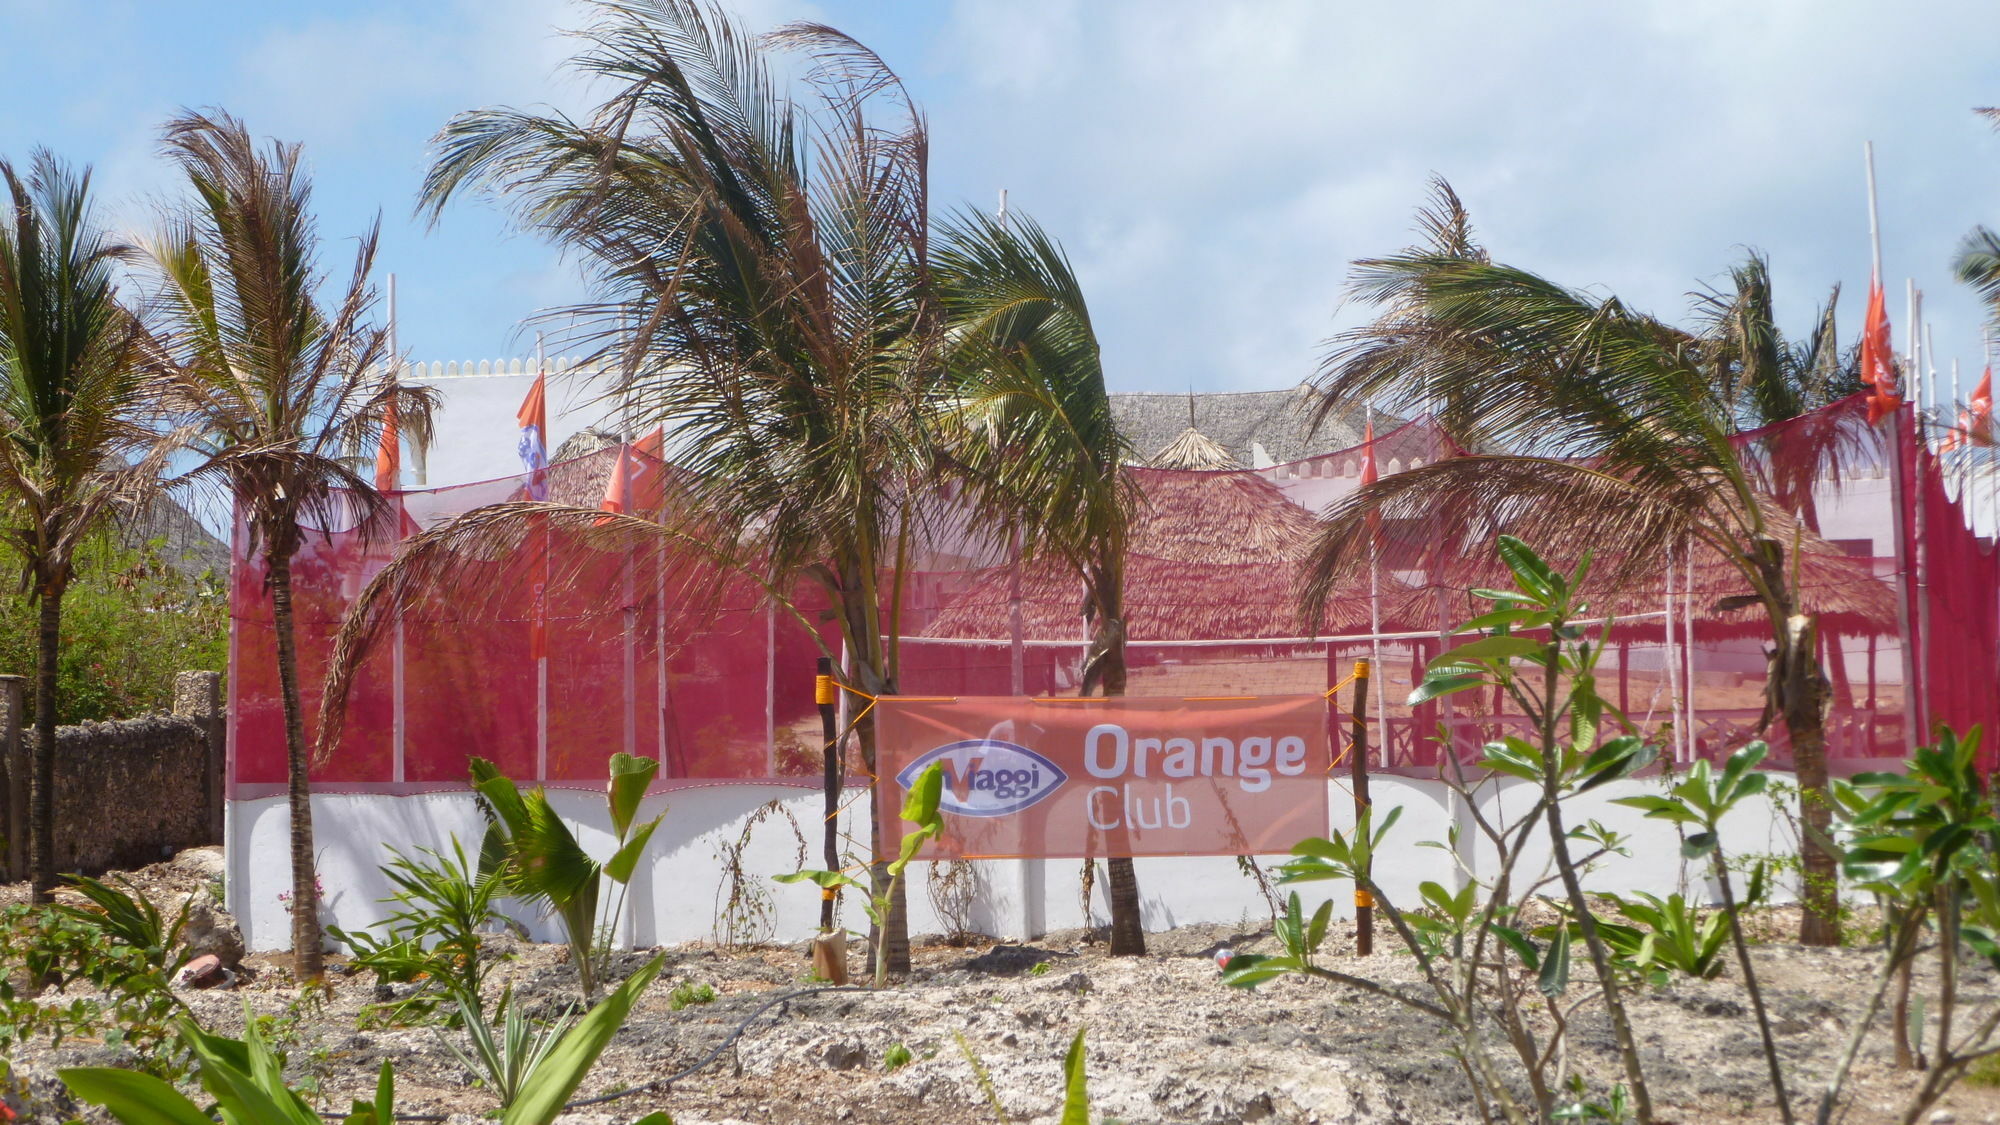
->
xmin=4 ymin=0 xmax=1999 ymax=398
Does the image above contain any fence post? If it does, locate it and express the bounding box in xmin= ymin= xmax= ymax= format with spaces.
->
xmin=174 ymin=671 xmax=225 ymax=844
xmin=0 ymin=675 xmax=22 ymax=880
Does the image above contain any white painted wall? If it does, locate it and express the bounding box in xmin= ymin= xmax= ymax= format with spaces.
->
xmin=392 ymin=360 xmax=626 ymax=489
xmin=226 ymin=774 xmax=1800 ymax=953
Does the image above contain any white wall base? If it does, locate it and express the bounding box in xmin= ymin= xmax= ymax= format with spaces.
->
xmin=225 ymin=774 xmax=1800 ymax=953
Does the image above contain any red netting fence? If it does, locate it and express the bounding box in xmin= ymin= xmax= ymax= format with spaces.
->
xmin=228 ymin=397 xmax=1992 ymax=794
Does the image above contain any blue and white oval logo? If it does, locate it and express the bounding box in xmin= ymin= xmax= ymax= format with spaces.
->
xmin=898 ymin=739 xmax=1067 ymax=818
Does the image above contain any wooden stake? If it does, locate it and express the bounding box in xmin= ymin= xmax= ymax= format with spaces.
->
xmin=811 ymin=930 xmax=849 ymax=986
xmin=1351 ymin=659 xmax=1374 ymax=956
xmin=817 ymin=657 xmax=841 ymax=933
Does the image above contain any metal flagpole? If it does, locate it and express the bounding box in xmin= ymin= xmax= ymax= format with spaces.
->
xmin=999 ymin=188 xmax=1025 ymax=699
xmin=1912 ymin=286 xmax=1932 ymax=745
xmin=535 ymin=332 xmax=550 ymax=781
xmin=388 ymin=274 xmax=406 ymax=790
xmin=1868 ymin=143 xmax=1918 ymax=757
xmin=1366 ymin=408 xmax=1386 ymax=766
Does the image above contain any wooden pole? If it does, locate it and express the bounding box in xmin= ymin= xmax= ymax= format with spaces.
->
xmin=1350 ymin=659 xmax=1374 ymax=956
xmin=817 ymin=656 xmax=841 ymax=934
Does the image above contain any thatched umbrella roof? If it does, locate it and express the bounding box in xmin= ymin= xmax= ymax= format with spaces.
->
xmin=1149 ymin=426 xmax=1240 ymax=470
xmin=922 ymin=467 xmax=1393 ymax=641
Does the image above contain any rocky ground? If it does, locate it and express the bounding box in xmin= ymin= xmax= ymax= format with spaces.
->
xmin=8 ymin=852 xmax=2000 ymax=1124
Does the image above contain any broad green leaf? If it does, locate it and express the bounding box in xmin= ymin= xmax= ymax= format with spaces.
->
xmin=606 ymin=752 xmax=659 ymax=839
xmin=1436 ymin=634 xmax=1545 ymax=666
xmin=902 ymin=762 xmax=944 ymax=827
xmin=1409 ymin=673 xmax=1485 ymax=706
xmin=605 ymin=816 xmax=663 ymax=884
xmin=59 ymin=1069 xmax=217 ymax=1125
xmin=1680 ymin=831 xmax=1716 ymax=860
xmin=773 ymin=869 xmax=862 ymax=889
xmin=1305 ymin=898 xmax=1334 ymax=954
xmin=1496 ymin=536 xmax=1559 ymax=604
xmin=505 ymin=953 xmax=667 ymax=1125
xmin=1059 ymin=1029 xmax=1091 ymax=1125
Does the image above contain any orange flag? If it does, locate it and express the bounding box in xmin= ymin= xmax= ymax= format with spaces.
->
xmin=596 ymin=443 xmax=632 ymax=525
xmin=1859 ymin=278 xmax=1902 ymax=426
xmin=373 ymin=396 xmax=400 ymax=492
xmin=1948 ymin=367 xmax=1995 ymax=451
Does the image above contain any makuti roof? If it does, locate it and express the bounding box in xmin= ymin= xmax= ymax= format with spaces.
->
xmin=1108 ymin=386 xmax=1395 ymax=468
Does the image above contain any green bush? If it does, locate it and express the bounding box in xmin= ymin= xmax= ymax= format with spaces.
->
xmin=668 ymin=980 xmax=715 ymax=1010
xmin=0 ymin=533 xmax=225 ymax=724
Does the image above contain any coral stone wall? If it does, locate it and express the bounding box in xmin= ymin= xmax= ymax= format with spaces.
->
xmin=37 ymin=715 xmax=216 ymax=875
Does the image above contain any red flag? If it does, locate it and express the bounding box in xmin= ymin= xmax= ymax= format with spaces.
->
xmin=373 ymin=396 xmax=400 ymax=492
xmin=630 ymin=426 xmax=666 ymax=513
xmin=596 ymin=444 xmax=632 ymax=525
xmin=1859 ymin=278 xmax=1902 ymax=426
xmin=1947 ymin=367 xmax=1995 ymax=452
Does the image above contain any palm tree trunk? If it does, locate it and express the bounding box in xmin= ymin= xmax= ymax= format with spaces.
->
xmin=1090 ymin=574 xmax=1145 ymax=957
xmin=28 ymin=588 xmax=62 ymax=905
xmin=1779 ymin=613 xmax=1840 ymax=947
xmin=268 ymin=551 xmax=325 ymax=979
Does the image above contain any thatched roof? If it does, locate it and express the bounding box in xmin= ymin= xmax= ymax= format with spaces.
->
xmin=1109 ymin=387 xmax=1402 ymax=468
xmin=1148 ymin=427 xmax=1240 ymax=470
xmin=923 ymin=467 xmax=1390 ymax=641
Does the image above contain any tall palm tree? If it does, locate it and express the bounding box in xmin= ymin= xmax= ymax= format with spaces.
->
xmin=144 ymin=111 xmax=433 ymax=978
xmin=933 ymin=209 xmax=1147 ymax=954
xmin=1951 ymin=109 xmax=2000 ymax=328
xmin=1304 ymin=180 xmax=1857 ymax=946
xmin=0 ymin=152 xmax=160 ymax=902
xmin=396 ymin=0 xmax=945 ymax=974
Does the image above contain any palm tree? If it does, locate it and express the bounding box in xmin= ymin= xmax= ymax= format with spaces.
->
xmin=0 ymin=152 xmax=161 ymax=902
xmin=1951 ymin=110 xmax=2000 ymax=328
xmin=144 ymin=111 xmax=433 ymax=978
xmin=393 ymin=0 xmax=947 ymax=975
xmin=933 ymin=208 xmax=1147 ymax=953
xmin=1303 ymin=180 xmax=1858 ymax=947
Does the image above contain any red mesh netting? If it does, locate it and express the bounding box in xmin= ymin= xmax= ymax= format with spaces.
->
xmin=229 ymin=399 xmax=1987 ymax=793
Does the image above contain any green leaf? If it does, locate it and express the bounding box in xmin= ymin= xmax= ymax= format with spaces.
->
xmin=59 ymin=1069 xmax=217 ymax=1125
xmin=774 ymin=868 xmax=862 ymax=889
xmin=606 ymin=752 xmax=659 ymax=840
xmin=1059 ymin=1028 xmax=1091 ymax=1125
xmin=1435 ymin=634 xmax=1545 ymax=666
xmin=604 ymin=816 xmax=663 ymax=884
xmin=1496 ymin=536 xmax=1560 ymax=604
xmin=902 ymin=762 xmax=945 ymax=827
xmin=505 ymin=953 xmax=667 ymax=1125
xmin=628 ymin=1115 xmax=675 ymax=1125
xmin=1681 ymin=831 xmax=1716 ymax=860
xmin=1305 ymin=898 xmax=1333 ymax=954
xmin=1538 ymin=926 xmax=1571 ymax=997
xmin=1491 ymin=926 xmax=1540 ymax=972
xmin=1454 ymin=607 xmax=1548 ymax=633
xmin=1220 ymin=954 xmax=1302 ymax=987
xmin=1408 ymin=672 xmax=1485 ymax=706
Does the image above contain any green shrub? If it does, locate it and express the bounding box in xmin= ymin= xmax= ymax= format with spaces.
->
xmin=668 ymin=980 xmax=715 ymax=1010
xmin=883 ymin=1042 xmax=913 ymax=1072
xmin=329 ymin=837 xmax=500 ymax=1025
xmin=0 ymin=903 xmax=189 ymax=1078
xmin=0 ymin=533 xmax=225 ymax=724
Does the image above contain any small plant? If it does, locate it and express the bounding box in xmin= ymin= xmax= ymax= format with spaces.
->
xmin=0 ymin=903 xmax=191 ymax=1078
xmin=54 ymin=874 xmax=193 ymax=978
xmin=1028 ymin=961 xmax=1053 ymax=977
xmin=330 ymin=836 xmax=502 ymax=1025
xmin=441 ymin=986 xmax=577 ymax=1112
xmin=883 ymin=1042 xmax=913 ymax=1072
xmin=669 ymin=980 xmax=716 ymax=1010
xmin=473 ymin=752 xmax=665 ymax=998
xmin=927 ymin=858 xmax=979 ymax=946
xmin=713 ymin=800 xmax=806 ymax=948
xmin=777 ymin=761 xmax=945 ymax=987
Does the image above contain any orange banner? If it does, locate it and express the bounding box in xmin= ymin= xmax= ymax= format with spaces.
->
xmin=875 ymin=695 xmax=1331 ymax=859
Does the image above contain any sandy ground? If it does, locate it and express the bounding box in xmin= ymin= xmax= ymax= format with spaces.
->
xmin=8 ymin=853 xmax=2000 ymax=1124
